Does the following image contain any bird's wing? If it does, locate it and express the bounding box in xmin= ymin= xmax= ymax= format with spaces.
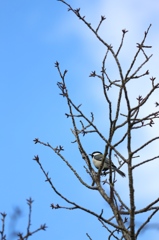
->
xmin=94 ymin=154 xmax=103 ymax=161
xmin=94 ymin=155 xmax=117 ymax=167
xmin=94 ymin=155 xmax=110 ymax=164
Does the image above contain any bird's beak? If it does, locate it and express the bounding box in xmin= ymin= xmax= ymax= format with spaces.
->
xmin=89 ymin=154 xmax=92 ymax=157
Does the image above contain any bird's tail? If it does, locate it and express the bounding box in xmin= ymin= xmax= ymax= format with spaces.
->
xmin=115 ymin=168 xmax=126 ymax=177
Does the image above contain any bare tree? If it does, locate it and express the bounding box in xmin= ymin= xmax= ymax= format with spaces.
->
xmin=33 ymin=1 xmax=159 ymax=239
xmin=0 ymin=198 xmax=47 ymax=240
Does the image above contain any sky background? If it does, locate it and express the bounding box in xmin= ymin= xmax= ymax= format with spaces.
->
xmin=1 ymin=0 xmax=159 ymax=239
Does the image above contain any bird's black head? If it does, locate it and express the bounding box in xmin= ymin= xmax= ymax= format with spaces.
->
xmin=89 ymin=151 xmax=102 ymax=158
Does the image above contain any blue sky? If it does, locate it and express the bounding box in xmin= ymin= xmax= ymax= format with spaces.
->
xmin=1 ymin=0 xmax=159 ymax=239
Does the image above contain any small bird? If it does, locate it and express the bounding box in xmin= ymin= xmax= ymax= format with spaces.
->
xmin=89 ymin=151 xmax=125 ymax=177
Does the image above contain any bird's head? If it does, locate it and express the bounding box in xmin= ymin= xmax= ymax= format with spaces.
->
xmin=89 ymin=151 xmax=102 ymax=158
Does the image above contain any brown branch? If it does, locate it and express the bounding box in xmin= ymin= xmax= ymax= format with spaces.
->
xmin=136 ymin=208 xmax=159 ymax=237
xmin=101 ymin=50 xmax=113 ymax=122
xmin=132 ymin=156 xmax=159 ymax=169
xmin=26 ymin=198 xmax=33 ymax=238
xmin=58 ymin=0 xmax=124 ymax=82
xmin=34 ymin=140 xmax=97 ymax=190
xmin=125 ymin=55 xmax=152 ymax=82
xmin=33 ymin=155 xmax=129 ymax=232
xmin=125 ymin=24 xmax=152 ymax=79
xmin=96 ymin=15 xmax=106 ymax=33
xmin=98 ymin=218 xmax=120 ymax=240
xmin=132 ymin=136 xmax=159 ymax=155
xmin=136 ymin=197 xmax=159 ymax=214
xmin=0 ymin=212 xmax=7 ymax=240
xmin=116 ymin=29 xmax=128 ymax=57
xmin=86 ymin=233 xmax=93 ymax=240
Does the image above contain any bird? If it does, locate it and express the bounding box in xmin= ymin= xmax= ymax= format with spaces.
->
xmin=89 ymin=151 xmax=125 ymax=177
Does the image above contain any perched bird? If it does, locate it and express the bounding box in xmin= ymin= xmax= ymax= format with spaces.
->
xmin=89 ymin=151 xmax=125 ymax=177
